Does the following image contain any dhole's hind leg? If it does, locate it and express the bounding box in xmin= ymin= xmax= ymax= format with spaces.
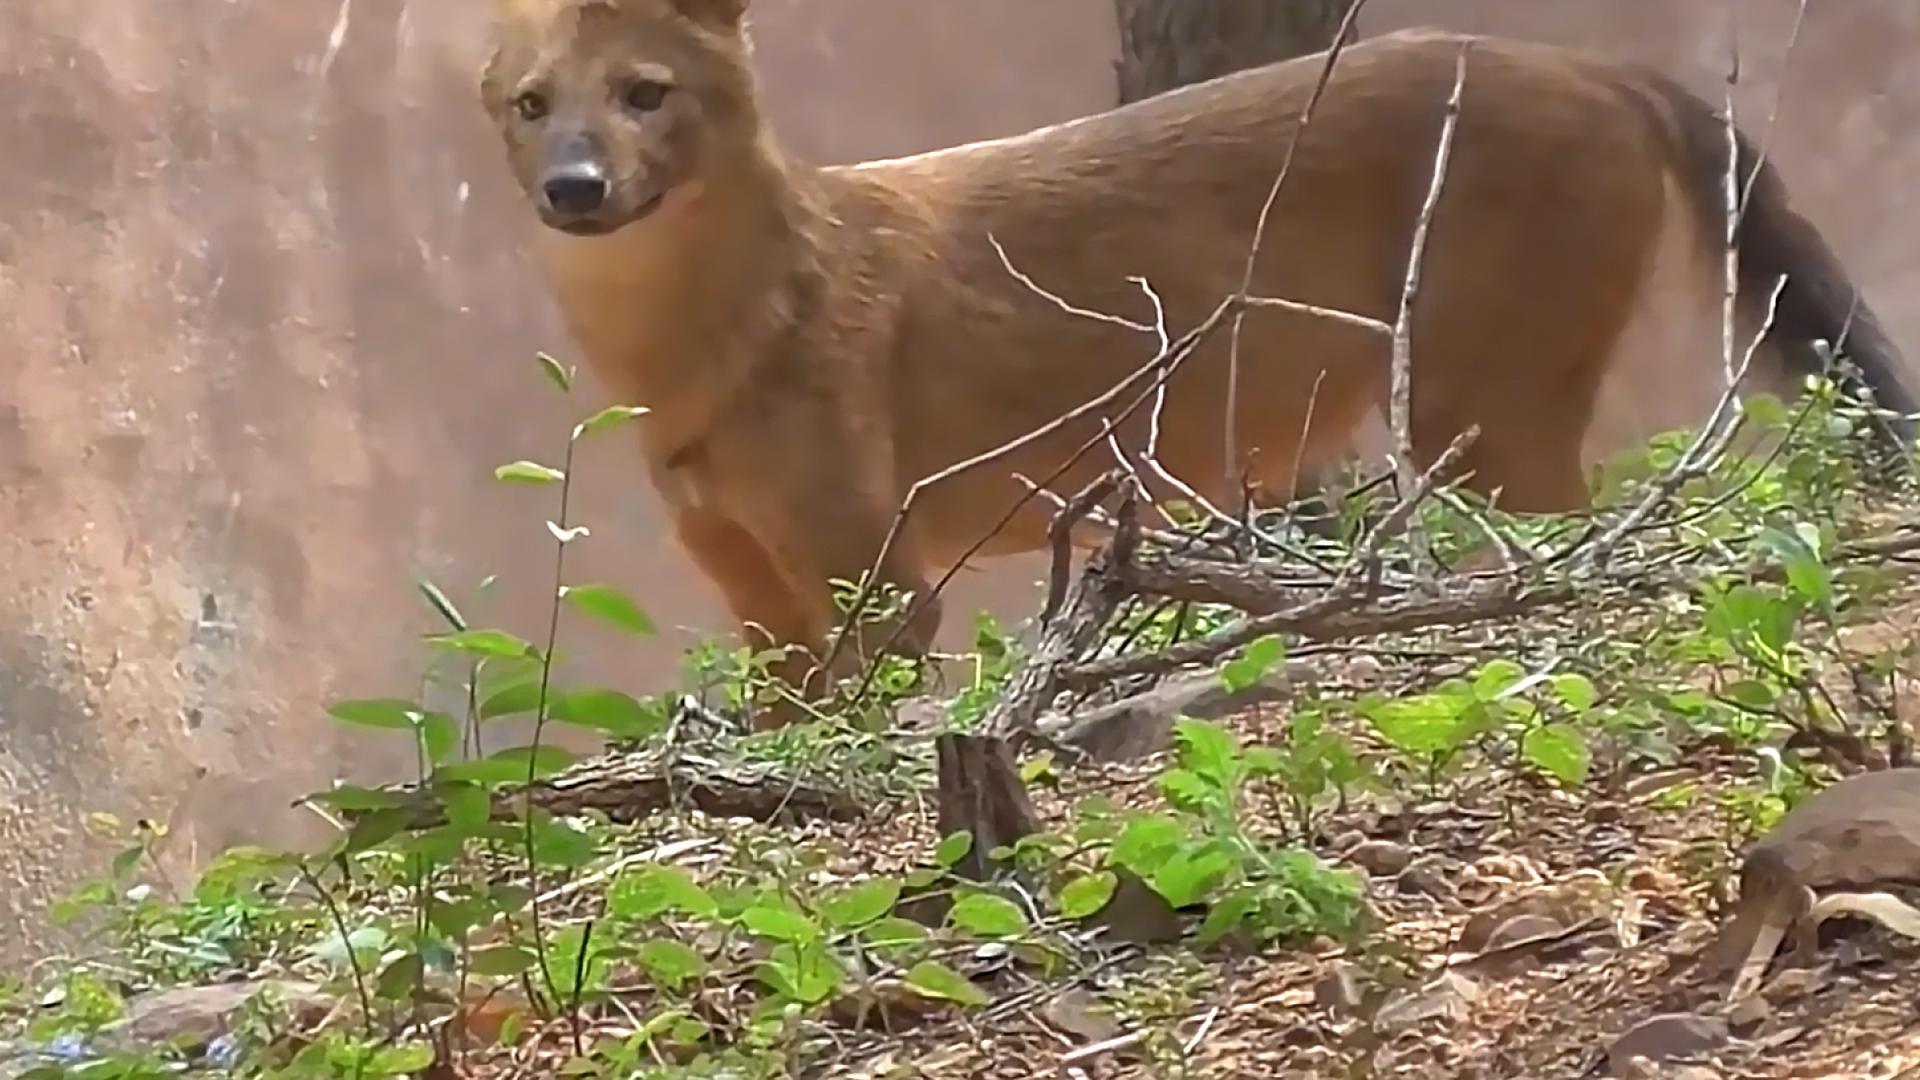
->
xmin=1427 ymin=403 xmax=1597 ymax=514
xmin=1404 ymin=266 xmax=1644 ymax=515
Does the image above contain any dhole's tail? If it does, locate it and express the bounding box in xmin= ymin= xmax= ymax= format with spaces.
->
xmin=1633 ymin=69 xmax=1918 ymax=451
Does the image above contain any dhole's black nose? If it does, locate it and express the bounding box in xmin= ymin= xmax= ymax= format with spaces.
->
xmin=542 ymin=166 xmax=610 ymax=215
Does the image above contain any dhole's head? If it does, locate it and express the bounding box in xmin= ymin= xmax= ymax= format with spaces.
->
xmin=481 ymin=0 xmax=756 ymax=236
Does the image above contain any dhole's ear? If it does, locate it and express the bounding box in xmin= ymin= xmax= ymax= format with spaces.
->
xmin=670 ymin=0 xmax=747 ymax=30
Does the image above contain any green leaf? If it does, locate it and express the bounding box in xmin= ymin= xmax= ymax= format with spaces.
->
xmin=1551 ymin=673 xmax=1599 ymax=712
xmin=1363 ymin=692 xmax=1481 ymax=756
xmin=757 ymin=943 xmax=841 ymax=1005
xmin=572 ymin=405 xmax=651 ymax=440
xmin=426 ymin=629 xmax=540 ymax=660
xmin=1172 ymin=718 xmax=1240 ymax=785
xmin=528 ymin=816 xmax=598 ymax=869
xmin=430 ymin=898 xmax=490 ymax=940
xmin=933 ymin=830 xmax=974 ymax=869
xmin=666 ymin=1015 xmax=710 ymax=1045
xmin=109 ymin=845 xmax=143 ymax=883
xmin=1057 ymin=871 xmax=1118 ymax=919
xmin=1194 ymin=886 xmax=1258 ymax=947
xmin=550 ymin=689 xmax=661 ymax=738
xmin=947 ymin=893 xmax=1028 ymax=938
xmin=326 ymin=698 xmax=422 ymax=730
xmin=1017 ymin=750 xmax=1057 ymax=785
xmin=479 ymin=680 xmax=545 ymax=721
xmin=418 ymin=710 xmax=460 ymax=766
xmin=560 ymin=584 xmax=657 ymax=637
xmin=368 ymin=1043 xmax=436 ymax=1077
xmin=1220 ymin=634 xmax=1286 ymax=694
xmin=1108 ymin=813 xmax=1189 ymax=878
xmin=637 ymin=939 xmax=705 ymax=992
xmin=495 ymin=460 xmax=565 ymax=485
xmin=1783 ymin=549 xmax=1834 ymax=609
xmin=1724 ymin=679 xmax=1779 ymax=710
xmin=817 ymin=878 xmax=901 ymax=929
xmin=903 ymin=960 xmax=988 ymax=1008
xmin=608 ymin=865 xmax=718 ymax=922
xmin=1522 ymin=723 xmax=1590 ymax=788
xmin=1759 ymin=525 xmax=1833 ymax=610
xmin=1471 ymin=659 xmax=1526 ymax=700
xmin=342 ymin=808 xmax=412 ymax=855
xmin=861 ymin=917 xmax=931 ymax=957
xmin=1149 ymin=844 xmax=1237 ymax=908
xmin=1220 ymin=634 xmax=1286 ymax=693
xmin=536 ymin=351 xmax=573 ymax=393
xmin=548 ymin=924 xmax=607 ymax=999
xmin=438 ymin=782 xmax=493 ymax=833
xmin=1744 ymin=391 xmax=1790 ymax=427
xmin=309 ymin=924 xmax=387 ymax=968
xmin=742 ymin=904 xmax=822 ymax=944
xmin=403 ymin=824 xmax=467 ymax=866
xmin=1704 ymin=584 xmax=1800 ymax=658
xmin=436 ymin=745 xmax=576 ymax=786
xmin=468 ymin=945 xmax=538 ymax=978
xmin=1158 ymin=768 xmax=1218 ymax=814
xmin=375 ymin=953 xmax=425 ymax=1003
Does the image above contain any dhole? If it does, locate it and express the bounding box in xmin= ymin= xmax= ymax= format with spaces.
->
xmin=479 ymin=0 xmax=1916 ymax=720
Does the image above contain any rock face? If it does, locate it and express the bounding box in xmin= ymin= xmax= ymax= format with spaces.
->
xmin=2 ymin=0 xmax=1916 ymax=963
xmin=0 ymin=0 xmax=1109 ymax=964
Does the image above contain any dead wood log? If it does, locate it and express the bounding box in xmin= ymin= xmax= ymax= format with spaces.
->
xmin=934 ymin=733 xmax=1042 ymax=883
xmin=357 ymin=749 xmax=866 ymax=833
xmin=1710 ymin=766 xmax=1920 ymax=999
xmin=1040 ymin=664 xmax=1301 ymax=762
xmin=984 ymin=496 xmax=1142 ymax=736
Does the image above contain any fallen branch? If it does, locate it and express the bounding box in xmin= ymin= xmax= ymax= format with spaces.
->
xmin=358 ymin=749 xmax=868 ymax=832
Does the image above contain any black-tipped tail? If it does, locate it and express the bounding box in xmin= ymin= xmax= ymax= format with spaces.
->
xmin=1638 ymin=69 xmax=1917 ymax=451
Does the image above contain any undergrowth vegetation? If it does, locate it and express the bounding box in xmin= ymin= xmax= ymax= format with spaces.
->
xmin=5 ymin=354 xmax=1918 ymax=1079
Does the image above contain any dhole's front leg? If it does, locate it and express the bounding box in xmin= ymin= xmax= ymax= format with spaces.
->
xmin=671 ymin=506 xmax=940 ymax=729
xmin=671 ymin=507 xmax=822 ymax=728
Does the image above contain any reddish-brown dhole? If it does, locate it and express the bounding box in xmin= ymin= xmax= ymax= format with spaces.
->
xmin=479 ymin=0 xmax=1915 ymax=723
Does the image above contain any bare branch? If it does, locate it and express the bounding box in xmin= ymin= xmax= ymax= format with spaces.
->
xmin=1389 ymin=43 xmax=1471 ymax=505
xmin=1225 ymin=0 xmax=1376 ymax=496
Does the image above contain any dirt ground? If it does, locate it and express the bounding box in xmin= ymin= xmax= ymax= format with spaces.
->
xmin=415 ymin=572 xmax=1920 ymax=1080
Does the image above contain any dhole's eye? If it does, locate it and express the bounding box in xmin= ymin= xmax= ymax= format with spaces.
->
xmin=622 ymin=80 xmax=669 ymax=113
xmin=512 ymin=91 xmax=549 ymax=122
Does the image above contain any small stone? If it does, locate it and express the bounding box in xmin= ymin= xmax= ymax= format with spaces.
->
xmin=1347 ymin=839 xmax=1414 ymax=877
xmin=97 ymin=980 xmax=332 ymax=1060
xmin=1725 ymin=991 xmax=1772 ymax=1030
xmin=1088 ymin=870 xmax=1184 ymax=944
xmin=1325 ymin=829 xmax=1368 ymax=854
xmin=1373 ymin=972 xmax=1479 ymax=1033
xmin=1624 ymin=768 xmax=1701 ymax=800
xmin=1396 ymin=861 xmax=1456 ymax=901
xmin=1345 ymin=655 xmax=1385 ymax=687
xmin=1040 ymin=988 xmax=1125 ymax=1046
xmin=1313 ymin=961 xmax=1366 ymax=1015
xmin=1480 ymin=913 xmax=1568 ymax=952
xmin=1605 ymin=1013 xmax=1730 ymax=1074
xmin=1761 ymin=965 xmax=1828 ymax=1003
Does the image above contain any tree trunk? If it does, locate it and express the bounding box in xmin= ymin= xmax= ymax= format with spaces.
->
xmin=1114 ymin=0 xmax=1359 ymax=105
